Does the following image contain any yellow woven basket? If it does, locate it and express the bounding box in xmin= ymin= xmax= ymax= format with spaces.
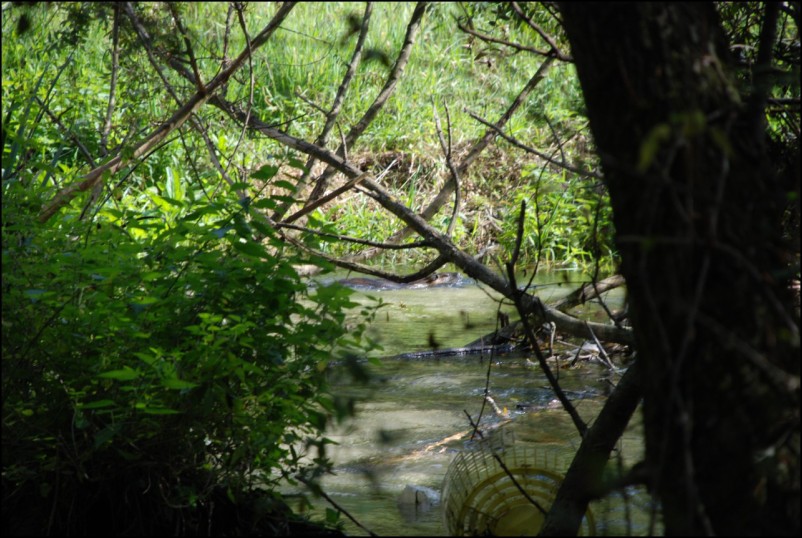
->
xmin=442 ymin=441 xmax=596 ymax=536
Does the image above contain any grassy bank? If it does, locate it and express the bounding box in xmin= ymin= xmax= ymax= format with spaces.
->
xmin=2 ymin=2 xmax=615 ymax=271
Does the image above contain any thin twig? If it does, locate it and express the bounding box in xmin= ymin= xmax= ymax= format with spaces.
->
xmin=305 ymin=3 xmax=373 ymax=205
xmin=168 ymin=2 xmax=206 ymax=93
xmin=506 ymin=200 xmax=588 ymax=437
xmin=510 ymin=1 xmax=572 ymax=61
xmin=275 ymin=221 xmax=431 ymax=250
xmin=229 ymin=3 xmax=255 ymax=182
xmin=432 ymin=100 xmax=461 ymax=238
xmin=467 ymin=110 xmax=602 ymax=180
xmin=100 ymin=3 xmax=120 ymax=154
xmin=295 ymin=476 xmax=377 ymax=537
xmin=281 ymin=159 xmax=397 ymax=225
xmin=289 ymin=2 xmax=427 ymax=220
xmin=584 ymin=321 xmax=615 ymax=370
xmin=348 ymin=55 xmax=557 ymax=263
xmin=38 ymin=2 xmax=296 ymax=223
xmin=462 ymin=408 xmax=548 ymax=515
xmin=457 ymin=20 xmax=552 ymax=58
xmin=36 ymin=97 xmax=95 ymax=167
xmin=123 ymin=2 xmax=245 ymax=199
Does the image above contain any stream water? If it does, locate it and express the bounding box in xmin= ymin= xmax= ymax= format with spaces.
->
xmin=284 ymin=269 xmax=659 ymax=536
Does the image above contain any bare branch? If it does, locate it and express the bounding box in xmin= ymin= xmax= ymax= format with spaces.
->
xmin=541 ymin=359 xmax=643 ymax=535
xmin=505 ymin=200 xmax=588 ymax=437
xmin=296 ymin=475 xmax=377 ymax=537
xmin=349 ymin=56 xmax=557 ymax=263
xmin=510 ymin=1 xmax=572 ymax=61
xmin=167 ymin=2 xmax=206 ymax=93
xmin=457 ymin=20 xmax=553 ymax=58
xmin=36 ymin=97 xmax=95 ymax=168
xmin=343 ymin=3 xmax=426 ymax=150
xmin=206 ymin=76 xmax=634 ymax=344
xmin=552 ymin=274 xmax=626 ymax=311
xmin=433 ymin=100 xmax=461 ymax=238
xmin=100 ymin=3 xmax=121 ymax=154
xmin=37 ymin=2 xmax=296 ymax=223
xmin=276 ymin=221 xmax=432 ymax=250
xmin=231 ymin=3 xmax=255 ymax=161
xmin=467 ymin=110 xmax=603 ymax=180
xmin=300 ymin=3 xmax=373 ymax=207
xmin=283 ymin=2 xmax=427 ymax=219
xmin=123 ymin=2 xmax=244 ymax=199
xmin=282 ymin=159 xmax=397 ymax=226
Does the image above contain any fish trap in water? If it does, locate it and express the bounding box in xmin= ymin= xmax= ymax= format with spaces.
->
xmin=442 ymin=440 xmax=596 ymax=536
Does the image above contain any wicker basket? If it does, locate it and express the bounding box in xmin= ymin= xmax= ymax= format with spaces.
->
xmin=442 ymin=439 xmax=595 ymax=536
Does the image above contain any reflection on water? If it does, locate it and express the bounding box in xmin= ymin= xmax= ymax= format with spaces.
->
xmin=287 ymin=269 xmax=656 ymax=535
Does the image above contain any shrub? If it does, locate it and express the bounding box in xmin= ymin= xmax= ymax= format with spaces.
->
xmin=2 ymin=178 xmax=374 ymax=535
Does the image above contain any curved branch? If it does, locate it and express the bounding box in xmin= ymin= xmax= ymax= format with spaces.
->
xmin=457 ymin=20 xmax=553 ymax=58
xmin=293 ymin=2 xmax=428 ymax=215
xmin=37 ymin=2 xmax=297 ymax=223
xmin=100 ymin=3 xmax=120 ymax=155
xmin=467 ymin=110 xmax=603 ymax=180
xmin=348 ymin=56 xmax=557 ymax=263
xmin=208 ymin=93 xmax=636 ymax=344
xmin=302 ymin=3 xmax=373 ymax=204
xmin=510 ymin=1 xmax=572 ymax=61
xmin=552 ymin=274 xmax=626 ymax=311
xmin=506 ymin=200 xmax=588 ymax=436
xmin=541 ymin=359 xmax=644 ymax=535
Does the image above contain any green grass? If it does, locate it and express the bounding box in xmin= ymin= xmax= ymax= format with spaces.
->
xmin=2 ymin=1 xmax=614 ymax=270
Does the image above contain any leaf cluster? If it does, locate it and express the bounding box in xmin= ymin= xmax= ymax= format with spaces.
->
xmin=2 ymin=173 xmax=372 ymax=534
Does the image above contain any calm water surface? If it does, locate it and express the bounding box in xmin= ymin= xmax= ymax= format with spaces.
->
xmin=285 ymin=269 xmax=657 ymax=535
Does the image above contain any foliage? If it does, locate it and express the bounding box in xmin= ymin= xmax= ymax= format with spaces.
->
xmin=1 ymin=1 xmax=612 ymax=270
xmin=0 ymin=2 xmax=616 ymax=531
xmin=1 ymin=17 xmax=377 ymax=528
xmin=1 ymin=167 xmax=377 ymax=533
xmin=496 ymin=164 xmax=616 ymax=270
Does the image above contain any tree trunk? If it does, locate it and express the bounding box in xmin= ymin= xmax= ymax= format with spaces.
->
xmin=559 ymin=3 xmax=799 ymax=535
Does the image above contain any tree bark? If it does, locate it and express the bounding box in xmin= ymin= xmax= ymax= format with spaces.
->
xmin=559 ymin=3 xmax=799 ymax=535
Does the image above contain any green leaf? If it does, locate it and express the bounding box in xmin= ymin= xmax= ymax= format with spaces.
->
xmin=232 ymin=240 xmax=267 ymax=258
xmin=98 ymin=367 xmax=140 ymax=381
xmin=165 ymin=166 xmax=184 ymax=201
xmin=325 ymin=507 xmax=341 ymax=525
xmin=130 ymin=296 xmax=159 ymax=306
xmin=93 ymin=424 xmax=121 ymax=448
xmin=250 ymin=197 xmax=278 ymax=209
xmin=251 ymin=164 xmax=280 ymax=181
xmin=135 ymin=403 xmax=180 ymax=415
xmin=272 ymin=180 xmax=297 ymax=192
xmin=78 ymin=399 xmax=116 ymax=410
xmin=149 ymin=192 xmax=183 ymax=210
xmin=250 ymin=218 xmax=275 ymax=237
xmin=133 ymin=351 xmax=156 ymax=365
xmin=162 ymin=378 xmax=198 ymax=390
xmin=637 ymin=123 xmax=671 ymax=173
xmin=140 ymin=271 xmax=162 ymax=282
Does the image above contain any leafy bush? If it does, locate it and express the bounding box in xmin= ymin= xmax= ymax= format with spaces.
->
xmin=2 ymin=175 xmax=375 ymax=534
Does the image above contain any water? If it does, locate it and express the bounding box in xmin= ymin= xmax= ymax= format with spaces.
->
xmin=286 ymin=269 xmax=656 ymax=535
xmin=319 ymin=268 xmax=604 ymax=356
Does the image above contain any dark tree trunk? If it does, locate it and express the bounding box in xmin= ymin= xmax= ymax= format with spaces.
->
xmin=558 ymin=3 xmax=799 ymax=535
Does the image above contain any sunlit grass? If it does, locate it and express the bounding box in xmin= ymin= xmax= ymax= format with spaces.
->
xmin=2 ymin=1 xmax=611 ymax=270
